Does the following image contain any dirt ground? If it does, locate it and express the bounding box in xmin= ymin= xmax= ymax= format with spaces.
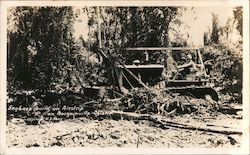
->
xmin=7 ymin=111 xmax=242 ymax=148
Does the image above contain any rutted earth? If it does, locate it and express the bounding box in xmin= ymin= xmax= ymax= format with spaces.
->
xmin=7 ymin=112 xmax=242 ymax=148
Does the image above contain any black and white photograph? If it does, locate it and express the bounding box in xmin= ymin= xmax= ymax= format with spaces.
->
xmin=0 ymin=0 xmax=249 ymax=154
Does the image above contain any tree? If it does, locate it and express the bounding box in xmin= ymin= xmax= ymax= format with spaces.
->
xmin=203 ymin=31 xmax=211 ymax=46
xmin=7 ymin=7 xmax=78 ymax=92
xmin=84 ymin=6 xmax=184 ymax=49
xmin=233 ymin=7 xmax=243 ymax=36
xmin=210 ymin=13 xmax=220 ymax=44
xmin=202 ymin=11 xmax=243 ymax=103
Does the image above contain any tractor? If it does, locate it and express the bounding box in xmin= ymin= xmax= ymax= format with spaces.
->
xmin=86 ymin=46 xmax=219 ymax=102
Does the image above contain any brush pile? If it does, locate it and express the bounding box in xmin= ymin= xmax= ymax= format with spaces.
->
xmin=118 ymin=88 xmax=218 ymax=116
xmin=7 ymin=87 xmax=221 ymax=125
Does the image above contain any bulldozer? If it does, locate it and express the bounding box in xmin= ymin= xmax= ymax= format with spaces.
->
xmin=86 ymin=46 xmax=219 ymax=102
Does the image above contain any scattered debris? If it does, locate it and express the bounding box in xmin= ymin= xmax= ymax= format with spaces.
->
xmin=7 ymin=114 xmax=242 ymax=148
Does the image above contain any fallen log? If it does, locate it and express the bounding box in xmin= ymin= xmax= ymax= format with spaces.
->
xmin=220 ymin=104 xmax=242 ymax=111
xmin=106 ymin=110 xmax=242 ymax=135
xmin=218 ymin=104 xmax=242 ymax=115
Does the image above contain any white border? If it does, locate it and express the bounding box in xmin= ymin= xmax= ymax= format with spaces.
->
xmin=0 ymin=0 xmax=248 ymax=6
xmin=0 ymin=0 xmax=249 ymax=155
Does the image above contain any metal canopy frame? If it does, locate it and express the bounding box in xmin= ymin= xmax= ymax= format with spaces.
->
xmin=120 ymin=47 xmax=201 ymax=51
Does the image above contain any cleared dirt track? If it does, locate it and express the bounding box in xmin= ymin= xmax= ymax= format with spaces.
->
xmin=7 ymin=111 xmax=242 ymax=148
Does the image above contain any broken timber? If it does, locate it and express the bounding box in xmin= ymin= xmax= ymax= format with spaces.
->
xmin=105 ymin=111 xmax=242 ymax=135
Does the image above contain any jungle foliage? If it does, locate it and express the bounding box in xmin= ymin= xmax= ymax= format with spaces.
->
xmin=7 ymin=6 xmax=243 ymax=103
xmin=203 ymin=7 xmax=243 ymax=102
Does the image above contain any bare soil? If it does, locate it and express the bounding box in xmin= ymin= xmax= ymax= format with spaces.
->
xmin=7 ymin=111 xmax=242 ymax=148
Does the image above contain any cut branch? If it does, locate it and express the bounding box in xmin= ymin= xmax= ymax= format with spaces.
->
xmin=106 ymin=111 xmax=242 ymax=135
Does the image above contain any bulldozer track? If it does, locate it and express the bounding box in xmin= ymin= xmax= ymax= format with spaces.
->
xmin=165 ymin=85 xmax=219 ymax=101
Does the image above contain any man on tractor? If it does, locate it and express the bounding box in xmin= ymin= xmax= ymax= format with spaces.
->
xmin=178 ymin=54 xmax=197 ymax=74
xmin=177 ymin=54 xmax=206 ymax=80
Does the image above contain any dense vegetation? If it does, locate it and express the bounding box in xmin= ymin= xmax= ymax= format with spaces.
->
xmin=7 ymin=6 xmax=243 ymax=103
xmin=203 ymin=7 xmax=243 ymax=102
